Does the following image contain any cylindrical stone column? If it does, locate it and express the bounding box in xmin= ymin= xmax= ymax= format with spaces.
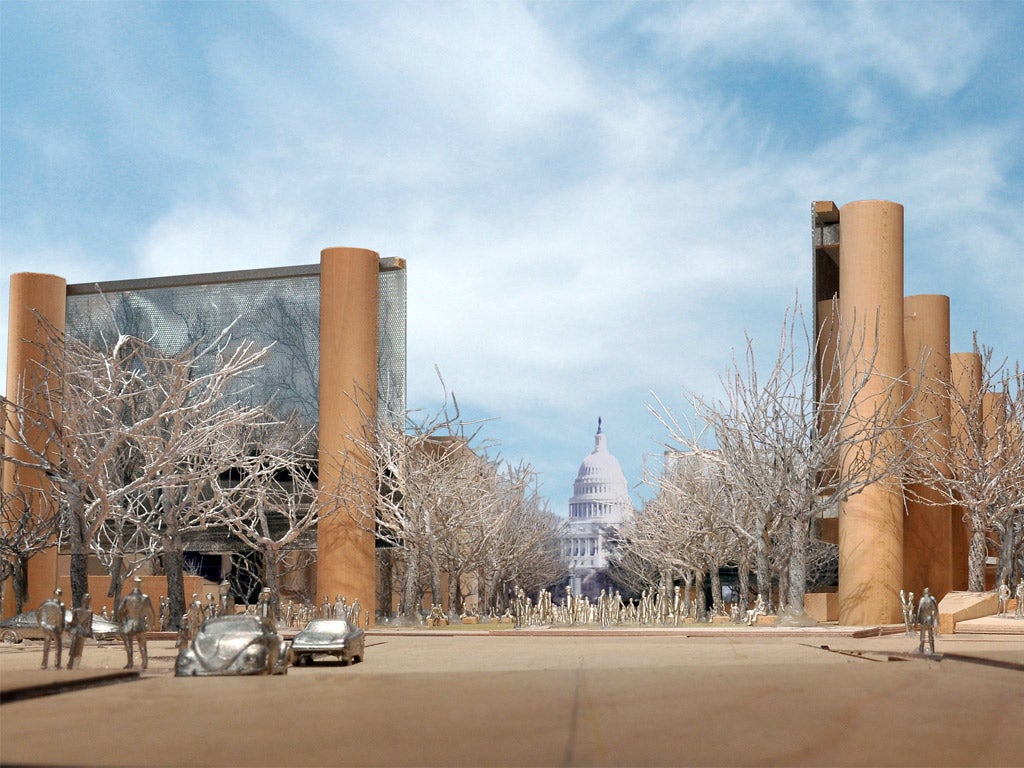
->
xmin=948 ymin=352 xmax=982 ymax=591
xmin=837 ymin=200 xmax=905 ymax=626
xmin=316 ymin=248 xmax=379 ymax=627
xmin=2 ymin=273 xmax=66 ymax=618
xmin=902 ymin=294 xmax=952 ymax=601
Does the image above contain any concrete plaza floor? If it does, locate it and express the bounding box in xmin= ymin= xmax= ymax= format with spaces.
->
xmin=1 ymin=626 xmax=1022 ymax=767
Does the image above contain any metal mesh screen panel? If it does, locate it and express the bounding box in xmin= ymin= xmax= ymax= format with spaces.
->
xmin=65 ymin=263 xmax=407 ymax=436
xmin=378 ymin=266 xmax=407 ymax=429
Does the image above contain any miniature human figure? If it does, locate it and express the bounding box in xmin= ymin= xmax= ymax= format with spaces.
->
xmin=157 ymin=596 xmax=170 ymax=631
xmin=611 ymin=590 xmax=624 ymax=625
xmin=175 ymin=613 xmax=191 ymax=650
xmin=67 ymin=593 xmax=94 ymax=670
xmin=206 ymin=592 xmax=218 ymax=619
xmin=37 ymin=588 xmax=66 ymax=670
xmin=320 ymin=594 xmax=332 ymax=618
xmin=745 ymin=593 xmax=761 ymax=626
xmin=116 ymin=577 xmax=156 ymax=669
xmin=997 ymin=580 xmax=1011 ymax=616
xmin=258 ymin=587 xmax=277 ymax=626
xmin=901 ymin=590 xmax=915 ymax=635
xmin=219 ymin=579 xmax=235 ymax=616
xmin=916 ymin=587 xmax=939 ymax=655
xmin=730 ymin=602 xmax=741 ymax=624
xmin=349 ymin=598 xmax=362 ymax=627
xmin=1015 ymin=578 xmax=1024 ymax=620
xmin=101 ymin=606 xmax=110 ymax=621
xmin=187 ymin=593 xmax=205 ymax=637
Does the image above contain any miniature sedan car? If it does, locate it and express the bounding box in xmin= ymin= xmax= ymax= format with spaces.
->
xmin=175 ymin=614 xmax=290 ymax=676
xmin=290 ymin=618 xmax=365 ymax=666
xmin=0 ymin=609 xmax=119 ymax=644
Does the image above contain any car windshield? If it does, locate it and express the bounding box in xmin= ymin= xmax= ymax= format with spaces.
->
xmin=204 ymin=617 xmax=261 ymax=636
xmin=304 ymin=619 xmax=349 ymax=633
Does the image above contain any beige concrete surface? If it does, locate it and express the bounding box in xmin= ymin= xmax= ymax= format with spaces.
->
xmin=3 ymin=629 xmax=1023 ymax=767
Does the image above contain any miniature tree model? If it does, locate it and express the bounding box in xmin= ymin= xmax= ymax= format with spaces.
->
xmin=207 ymin=419 xmax=327 ymax=618
xmin=1 ymin=314 xmax=270 ymax=608
xmin=905 ymin=342 xmax=1024 ymax=590
xmin=334 ymin=373 xmax=562 ymax=619
xmin=0 ymin=468 xmax=61 ymax=613
xmin=651 ymin=303 xmax=919 ymax=624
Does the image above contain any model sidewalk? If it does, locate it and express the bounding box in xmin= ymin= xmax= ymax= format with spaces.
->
xmin=2 ymin=624 xmax=1022 ymax=767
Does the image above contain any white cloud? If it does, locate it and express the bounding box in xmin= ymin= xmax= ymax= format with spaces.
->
xmin=643 ymin=2 xmax=988 ymax=99
xmin=2 ymin=1 xmax=1020 ymax=512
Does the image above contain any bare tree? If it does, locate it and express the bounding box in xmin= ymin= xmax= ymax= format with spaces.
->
xmin=475 ymin=461 xmax=566 ymax=613
xmin=207 ymin=419 xmax=327 ymax=618
xmin=1 ymin=314 xmax=270 ymax=607
xmin=332 ymin=372 xmax=562 ymax=620
xmin=906 ymin=342 xmax=1024 ymax=590
xmin=0 ymin=465 xmax=61 ymax=613
xmin=650 ymin=303 xmax=920 ymax=623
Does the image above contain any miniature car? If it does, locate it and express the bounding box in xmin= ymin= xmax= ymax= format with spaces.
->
xmin=0 ymin=609 xmax=120 ymax=644
xmin=290 ymin=618 xmax=365 ymax=666
xmin=175 ymin=614 xmax=290 ymax=676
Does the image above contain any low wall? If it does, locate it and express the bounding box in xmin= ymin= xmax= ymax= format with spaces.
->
xmin=805 ymin=592 xmax=839 ymax=623
xmin=937 ymin=590 xmax=997 ymax=634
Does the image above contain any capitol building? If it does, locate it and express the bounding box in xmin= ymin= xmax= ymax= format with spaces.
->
xmin=561 ymin=419 xmax=634 ymax=599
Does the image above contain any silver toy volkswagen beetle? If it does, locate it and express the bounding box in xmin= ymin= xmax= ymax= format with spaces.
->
xmin=175 ymin=614 xmax=290 ymax=676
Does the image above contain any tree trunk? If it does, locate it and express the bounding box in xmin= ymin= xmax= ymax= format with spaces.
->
xmin=682 ymin=570 xmax=693 ymax=618
xmin=430 ymin=561 xmax=442 ymax=613
xmin=755 ymin=527 xmax=772 ymax=609
xmin=786 ymin=516 xmax=810 ymax=614
xmin=777 ymin=560 xmax=788 ymax=615
xmin=967 ymin=514 xmax=988 ymax=591
xmin=12 ymin=555 xmax=29 ymax=614
xmin=162 ymin=532 xmax=186 ymax=632
xmin=377 ymin=550 xmax=393 ymax=619
xmin=996 ymin=519 xmax=1015 ymax=587
xmin=448 ymin=567 xmax=462 ymax=618
xmin=67 ymin=506 xmax=90 ymax=608
xmin=694 ymin=570 xmax=708 ymax=622
xmin=401 ymin=549 xmax=419 ymax=621
xmin=262 ymin=549 xmax=281 ymax=622
xmin=709 ymin=562 xmax=724 ymax=616
xmin=738 ymin=554 xmax=751 ymax=612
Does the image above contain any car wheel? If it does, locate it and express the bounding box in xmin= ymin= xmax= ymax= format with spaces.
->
xmin=1 ymin=629 xmax=21 ymax=644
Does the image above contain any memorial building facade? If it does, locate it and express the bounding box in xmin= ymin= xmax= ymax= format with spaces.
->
xmin=2 ymin=248 xmax=405 ymax=623
xmin=813 ymin=200 xmax=991 ymax=624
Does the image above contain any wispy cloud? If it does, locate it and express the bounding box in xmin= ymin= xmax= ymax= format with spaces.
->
xmin=2 ymin=2 xmax=1021 ymax=510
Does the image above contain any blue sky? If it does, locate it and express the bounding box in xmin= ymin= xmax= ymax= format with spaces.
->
xmin=3 ymin=1 xmax=1022 ymax=514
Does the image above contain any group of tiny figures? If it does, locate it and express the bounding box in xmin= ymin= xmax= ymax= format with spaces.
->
xmin=509 ymin=585 xmax=774 ymax=628
xmin=899 ymin=588 xmax=942 ymax=655
xmin=898 ymin=577 xmax=1024 ymax=656
xmin=35 ymin=577 xmax=154 ymax=671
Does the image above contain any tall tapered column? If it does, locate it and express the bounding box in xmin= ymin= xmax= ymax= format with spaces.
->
xmin=902 ymin=294 xmax=952 ymax=601
xmin=837 ymin=200 xmax=905 ymax=625
xmin=949 ymin=353 xmax=981 ymax=590
xmin=2 ymin=273 xmax=66 ymax=618
xmin=317 ymin=248 xmax=378 ymax=626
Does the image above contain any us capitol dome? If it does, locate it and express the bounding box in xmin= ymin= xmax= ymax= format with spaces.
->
xmin=561 ymin=418 xmax=633 ymax=599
